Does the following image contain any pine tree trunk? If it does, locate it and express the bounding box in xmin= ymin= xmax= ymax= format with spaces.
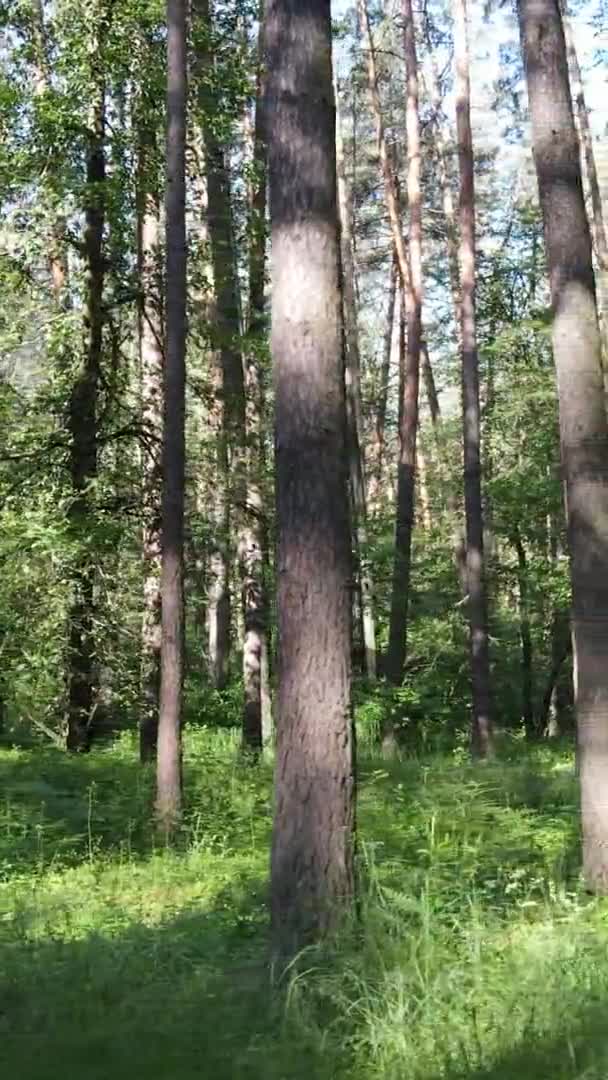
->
xmin=454 ymin=0 xmax=493 ymax=757
xmin=242 ymin=6 xmax=272 ymax=749
xmin=518 ymin=0 xmax=608 ymax=891
xmin=137 ymin=133 xmax=163 ymax=763
xmin=385 ymin=0 xmax=423 ymax=685
xmin=157 ymin=0 xmax=187 ymax=833
xmin=66 ymin=29 xmax=106 ymax=753
xmin=267 ymin=0 xmax=355 ymax=952
xmin=336 ymin=86 xmax=377 ymax=681
xmin=194 ymin=0 xmax=248 ymax=706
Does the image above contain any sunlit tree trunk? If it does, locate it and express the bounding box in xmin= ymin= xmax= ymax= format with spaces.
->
xmin=453 ymin=0 xmax=493 ymax=757
xmin=518 ymin=0 xmax=608 ymax=890
xmin=267 ymin=0 xmax=355 ymax=952
xmin=157 ymin=0 xmax=187 ymax=832
xmin=385 ymin=0 xmax=423 ymax=684
xmin=336 ymin=86 xmax=377 ymax=681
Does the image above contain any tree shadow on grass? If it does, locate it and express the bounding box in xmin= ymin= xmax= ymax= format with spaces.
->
xmin=0 ymin=880 xmax=341 ymax=1080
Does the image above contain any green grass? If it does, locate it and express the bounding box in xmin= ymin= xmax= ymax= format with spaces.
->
xmin=1 ymin=729 xmax=607 ymax=1079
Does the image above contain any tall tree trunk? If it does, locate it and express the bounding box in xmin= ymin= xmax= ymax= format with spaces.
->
xmin=194 ymin=0 xmax=247 ymax=703
xmin=137 ymin=132 xmax=163 ymax=763
xmin=66 ymin=20 xmax=107 ymax=753
xmin=336 ymin=86 xmax=377 ymax=681
xmin=266 ymin=0 xmax=355 ymax=952
xmin=518 ymin=0 xmax=608 ymax=891
xmin=385 ymin=0 xmax=423 ymax=684
xmin=421 ymin=341 xmax=441 ymax=427
xmin=157 ymin=0 xmax=187 ymax=832
xmin=242 ymin=4 xmax=271 ymax=749
xmin=453 ymin=0 xmax=493 ymax=757
xmin=512 ymin=530 xmax=534 ymax=738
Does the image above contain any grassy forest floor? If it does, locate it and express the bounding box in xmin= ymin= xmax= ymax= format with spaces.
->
xmin=1 ymin=728 xmax=607 ymax=1079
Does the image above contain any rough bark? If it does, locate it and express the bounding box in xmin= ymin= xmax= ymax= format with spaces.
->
xmin=266 ymin=0 xmax=355 ymax=951
xmin=137 ymin=130 xmax=163 ymax=763
xmin=336 ymin=85 xmax=377 ymax=681
xmin=156 ymin=0 xmax=187 ymax=833
xmin=66 ymin=19 xmax=107 ymax=753
xmin=518 ymin=0 xmax=608 ymax=891
xmin=454 ymin=0 xmax=493 ymax=757
xmin=385 ymin=0 xmax=423 ymax=684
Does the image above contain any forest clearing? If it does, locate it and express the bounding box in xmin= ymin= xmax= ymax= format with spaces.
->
xmin=1 ymin=0 xmax=608 ymax=1075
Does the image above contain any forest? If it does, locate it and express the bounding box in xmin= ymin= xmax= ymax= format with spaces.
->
xmin=1 ymin=0 xmax=608 ymax=1076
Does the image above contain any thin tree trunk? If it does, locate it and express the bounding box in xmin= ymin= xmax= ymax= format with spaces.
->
xmin=336 ymin=85 xmax=377 ymax=681
xmin=421 ymin=341 xmax=441 ymax=426
xmin=369 ymin=252 xmax=398 ymax=505
xmin=561 ymin=9 xmax=608 ymax=272
xmin=561 ymin=7 xmax=608 ymax=369
xmin=157 ymin=0 xmax=187 ymax=833
xmin=266 ymin=0 xmax=355 ymax=952
xmin=137 ymin=132 xmax=163 ymax=763
xmin=518 ymin=0 xmax=608 ymax=891
xmin=454 ymin=0 xmax=493 ymax=757
xmin=513 ymin=530 xmax=534 ymax=738
xmin=242 ymin=4 xmax=271 ymax=748
xmin=194 ymin=0 xmax=247 ymax=703
xmin=385 ymin=0 xmax=423 ymax=684
xmin=66 ymin=20 xmax=107 ymax=753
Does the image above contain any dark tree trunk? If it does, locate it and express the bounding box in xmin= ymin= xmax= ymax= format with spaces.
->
xmin=385 ymin=0 xmax=423 ymax=685
xmin=157 ymin=0 xmax=187 ymax=833
xmin=66 ymin=31 xmax=106 ymax=753
xmin=454 ymin=0 xmax=493 ymax=757
xmin=518 ymin=0 xmax=608 ymax=891
xmin=540 ymin=608 xmax=572 ymax=736
xmin=266 ymin=0 xmax=355 ymax=952
xmin=513 ymin=530 xmax=534 ymax=738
